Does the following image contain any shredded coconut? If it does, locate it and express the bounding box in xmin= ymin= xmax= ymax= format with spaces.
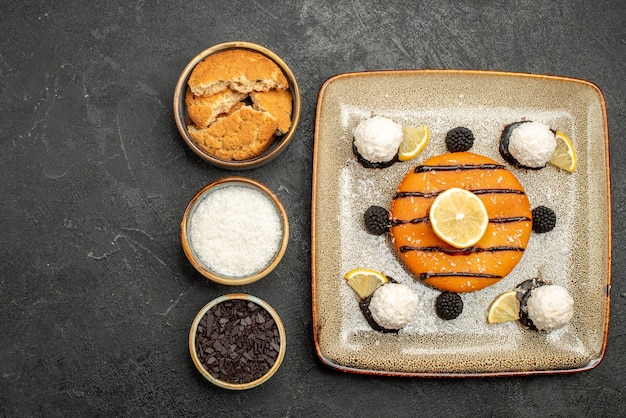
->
xmin=369 ymin=283 xmax=419 ymax=330
xmin=353 ymin=116 xmax=403 ymax=163
xmin=527 ymin=285 xmax=574 ymax=331
xmin=188 ymin=185 xmax=283 ymax=277
xmin=508 ymin=121 xmax=556 ymax=167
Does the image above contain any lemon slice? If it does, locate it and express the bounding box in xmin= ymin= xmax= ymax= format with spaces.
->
xmin=344 ymin=268 xmax=388 ymax=299
xmin=399 ymin=126 xmax=430 ymax=161
xmin=487 ymin=290 xmax=521 ymax=323
xmin=549 ymin=131 xmax=577 ymax=173
xmin=429 ymin=188 xmax=488 ymax=248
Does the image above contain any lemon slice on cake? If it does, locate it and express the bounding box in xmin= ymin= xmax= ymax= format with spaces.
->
xmin=398 ymin=126 xmax=430 ymax=161
xmin=429 ymin=188 xmax=488 ymax=249
xmin=344 ymin=268 xmax=388 ymax=299
xmin=487 ymin=290 xmax=521 ymax=323
xmin=549 ymin=131 xmax=577 ymax=173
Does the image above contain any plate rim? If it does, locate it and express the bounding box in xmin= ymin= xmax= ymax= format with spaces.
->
xmin=311 ymin=69 xmax=611 ymax=378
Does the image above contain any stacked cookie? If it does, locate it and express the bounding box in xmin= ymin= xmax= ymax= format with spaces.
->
xmin=185 ymin=49 xmax=293 ymax=161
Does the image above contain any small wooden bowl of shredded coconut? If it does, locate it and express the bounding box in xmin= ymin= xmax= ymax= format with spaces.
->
xmin=181 ymin=177 xmax=289 ymax=285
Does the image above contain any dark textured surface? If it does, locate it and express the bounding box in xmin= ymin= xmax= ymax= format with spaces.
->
xmin=1 ymin=0 xmax=624 ymax=416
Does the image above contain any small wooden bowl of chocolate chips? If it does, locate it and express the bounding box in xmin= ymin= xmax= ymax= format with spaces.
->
xmin=189 ymin=293 xmax=286 ymax=390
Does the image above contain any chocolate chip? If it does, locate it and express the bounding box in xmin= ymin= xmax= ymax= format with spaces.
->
xmin=195 ymin=299 xmax=281 ymax=384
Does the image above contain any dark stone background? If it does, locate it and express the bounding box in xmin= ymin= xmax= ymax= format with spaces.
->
xmin=1 ymin=1 xmax=624 ymax=416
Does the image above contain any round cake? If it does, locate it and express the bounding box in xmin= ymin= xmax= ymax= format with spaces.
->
xmin=389 ymin=152 xmax=532 ymax=293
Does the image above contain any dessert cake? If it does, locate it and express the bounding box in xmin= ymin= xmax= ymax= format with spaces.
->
xmin=389 ymin=151 xmax=532 ymax=293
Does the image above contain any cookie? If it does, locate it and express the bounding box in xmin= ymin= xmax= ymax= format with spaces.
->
xmin=185 ymin=88 xmax=247 ymax=129
xmin=187 ymin=105 xmax=278 ymax=161
xmin=251 ymin=89 xmax=292 ymax=135
xmin=188 ymin=49 xmax=288 ymax=97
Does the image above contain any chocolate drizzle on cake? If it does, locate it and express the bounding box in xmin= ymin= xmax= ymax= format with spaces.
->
xmin=394 ymin=188 xmax=525 ymax=200
xmin=399 ymin=245 xmax=525 ymax=255
xmin=414 ymin=163 xmax=505 ymax=173
xmin=489 ymin=216 xmax=532 ymax=223
xmin=390 ymin=216 xmax=430 ymax=227
xmin=391 ymin=215 xmax=531 ymax=227
xmin=420 ymin=272 xmax=503 ymax=280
